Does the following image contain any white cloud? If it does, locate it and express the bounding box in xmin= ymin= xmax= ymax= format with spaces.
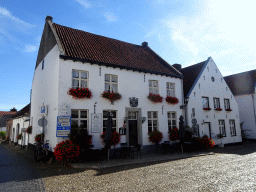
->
xmin=163 ymin=0 xmax=256 ymax=75
xmin=24 ymin=45 xmax=37 ymax=53
xmin=104 ymin=11 xmax=117 ymax=22
xmin=75 ymin=0 xmax=92 ymax=9
xmin=0 ymin=7 xmax=35 ymax=28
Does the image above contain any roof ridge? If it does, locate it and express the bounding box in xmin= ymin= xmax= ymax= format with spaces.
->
xmin=224 ymin=69 xmax=256 ymax=78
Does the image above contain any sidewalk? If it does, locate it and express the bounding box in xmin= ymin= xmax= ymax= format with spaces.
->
xmin=72 ymin=149 xmax=216 ymax=169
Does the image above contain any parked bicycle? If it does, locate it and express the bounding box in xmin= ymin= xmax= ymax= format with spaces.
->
xmin=34 ymin=140 xmax=49 ymax=162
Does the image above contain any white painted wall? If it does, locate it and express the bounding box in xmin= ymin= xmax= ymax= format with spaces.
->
xmin=31 ymin=44 xmax=183 ymax=151
xmin=12 ymin=116 xmax=29 ymax=145
xmin=235 ymin=94 xmax=256 ymax=139
xmin=186 ymin=58 xmax=242 ymax=145
xmin=30 ymin=44 xmax=60 ymax=151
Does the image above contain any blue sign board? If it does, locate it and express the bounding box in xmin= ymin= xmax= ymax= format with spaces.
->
xmin=56 ymin=116 xmax=71 ymax=137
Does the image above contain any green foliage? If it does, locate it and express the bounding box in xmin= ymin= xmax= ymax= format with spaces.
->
xmin=0 ymin=131 xmax=6 ymax=139
xmin=68 ymin=122 xmax=92 ymax=150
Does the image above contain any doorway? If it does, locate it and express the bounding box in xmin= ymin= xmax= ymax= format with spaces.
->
xmin=204 ymin=122 xmax=212 ymax=139
xmin=128 ymin=111 xmax=138 ymax=146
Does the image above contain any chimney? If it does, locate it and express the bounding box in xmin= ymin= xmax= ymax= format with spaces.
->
xmin=46 ymin=15 xmax=53 ymax=22
xmin=142 ymin=42 xmax=148 ymax=47
xmin=172 ymin=64 xmax=182 ymax=71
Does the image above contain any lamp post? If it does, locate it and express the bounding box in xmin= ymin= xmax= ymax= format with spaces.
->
xmin=180 ymin=97 xmax=189 ymax=126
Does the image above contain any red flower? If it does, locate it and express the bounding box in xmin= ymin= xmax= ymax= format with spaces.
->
xmin=203 ymin=108 xmax=211 ymax=111
xmin=101 ymin=91 xmax=122 ymax=103
xmin=169 ymin=128 xmax=179 ymax=141
xmin=68 ymin=88 xmax=92 ymax=99
xmin=147 ymin=93 xmax=163 ymax=103
xmin=100 ymin=131 xmax=121 ymax=146
xmin=215 ymin=108 xmax=223 ymax=111
xmin=225 ymin=108 xmax=232 ymax=111
xmin=148 ymin=129 xmax=163 ymax=143
xmin=166 ymin=96 xmax=179 ymax=105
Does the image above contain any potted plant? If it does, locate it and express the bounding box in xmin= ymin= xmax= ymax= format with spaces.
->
xmin=67 ymin=87 xmax=93 ymax=99
xmin=203 ymin=108 xmax=211 ymax=111
xmin=169 ymin=128 xmax=179 ymax=141
xmin=217 ymin=133 xmax=224 ymax=148
xmin=35 ymin=133 xmax=44 ymax=143
xmin=17 ymin=133 xmax=22 ymax=140
xmin=101 ymin=91 xmax=122 ymax=104
xmin=165 ymin=96 xmax=179 ymax=105
xmin=148 ymin=129 xmax=163 ymax=144
xmin=215 ymin=108 xmax=223 ymax=111
xmin=147 ymin=93 xmax=163 ymax=103
xmin=100 ymin=131 xmax=121 ymax=147
xmin=225 ymin=108 xmax=232 ymax=112
xmin=25 ymin=126 xmax=32 ymax=134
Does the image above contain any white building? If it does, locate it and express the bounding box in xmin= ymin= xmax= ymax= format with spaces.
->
xmin=10 ymin=104 xmax=30 ymax=148
xmin=180 ymin=57 xmax=242 ymax=145
xmin=30 ymin=16 xmax=183 ymax=152
xmin=224 ymin=70 xmax=256 ymax=139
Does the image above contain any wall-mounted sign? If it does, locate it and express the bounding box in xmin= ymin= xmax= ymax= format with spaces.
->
xmin=40 ymin=105 xmax=48 ymax=115
xmin=129 ymin=97 xmax=138 ymax=107
xmin=91 ymin=113 xmax=102 ymax=133
xmin=56 ymin=116 xmax=71 ymax=137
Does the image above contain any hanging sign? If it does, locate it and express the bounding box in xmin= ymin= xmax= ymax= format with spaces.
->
xmin=56 ymin=116 xmax=71 ymax=137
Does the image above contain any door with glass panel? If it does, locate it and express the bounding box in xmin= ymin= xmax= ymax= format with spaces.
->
xmin=128 ymin=112 xmax=138 ymax=146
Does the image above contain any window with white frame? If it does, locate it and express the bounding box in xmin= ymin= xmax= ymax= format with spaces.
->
xmin=105 ymin=74 xmax=118 ymax=93
xmin=166 ymin=82 xmax=175 ymax=97
xmin=149 ymin=80 xmax=159 ymax=94
xmin=224 ymin=99 xmax=230 ymax=109
xmin=202 ymin=97 xmax=209 ymax=108
xmin=72 ymin=70 xmax=88 ymax=88
xmin=148 ymin=111 xmax=158 ymax=132
xmin=103 ymin=110 xmax=117 ymax=132
xmin=167 ymin=112 xmax=176 ymax=132
xmin=214 ymin=98 xmax=220 ymax=109
xmin=219 ymin=120 xmax=226 ymax=137
xmin=71 ymin=109 xmax=88 ymax=130
xmin=229 ymin=120 xmax=236 ymax=136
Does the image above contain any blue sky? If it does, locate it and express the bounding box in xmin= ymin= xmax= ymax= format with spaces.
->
xmin=0 ymin=0 xmax=255 ymax=111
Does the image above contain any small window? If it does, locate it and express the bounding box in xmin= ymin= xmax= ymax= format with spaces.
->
xmin=203 ymin=76 xmax=205 ymax=80
xmin=167 ymin=112 xmax=176 ymax=132
xmin=219 ymin=120 xmax=226 ymax=137
xmin=72 ymin=70 xmax=89 ymax=88
xmin=192 ymin=108 xmax=195 ymax=117
xmin=202 ymin=97 xmax=209 ymax=108
xmin=211 ymin=76 xmax=215 ymax=82
xmin=103 ymin=110 xmax=117 ymax=132
xmin=42 ymin=60 xmax=44 ymax=70
xmin=215 ymin=69 xmax=217 ymax=73
xmin=149 ymin=80 xmax=159 ymax=94
xmin=207 ymin=67 xmax=209 ymax=72
xmin=166 ymin=82 xmax=175 ymax=97
xmin=105 ymin=74 xmax=118 ymax=93
xmin=148 ymin=111 xmax=158 ymax=132
xmin=224 ymin=99 xmax=230 ymax=109
xmin=71 ymin=109 xmax=88 ymax=131
xmin=199 ymin=83 xmax=200 ymax=89
xmin=214 ymin=98 xmax=220 ymax=109
xmin=230 ymin=120 xmax=236 ymax=136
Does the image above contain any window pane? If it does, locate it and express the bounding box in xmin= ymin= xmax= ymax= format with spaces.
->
xmin=71 ymin=110 xmax=78 ymax=118
xmin=72 ymin=80 xmax=79 ymax=88
xmin=80 ymin=120 xmax=87 ymax=129
xmin=170 ymin=90 xmax=175 ymax=97
xmin=81 ymin=72 xmax=87 ymax=79
xmin=148 ymin=112 xmax=151 ymax=118
xmin=71 ymin=120 xmax=78 ymax=126
xmin=153 ymin=120 xmax=157 ymax=127
xmin=149 ymin=81 xmax=152 ymax=87
xmin=172 ymin=120 xmax=176 ymax=126
xmin=105 ymin=83 xmax=110 ymax=91
xmin=112 ymin=75 xmax=118 ymax=82
xmin=167 ymin=112 xmax=171 ymax=118
xmin=80 ymin=111 xmax=87 ymax=118
xmin=72 ymin=71 xmax=79 ymax=78
xmin=148 ymin=120 xmax=152 ymax=127
xmin=168 ymin=120 xmax=172 ymax=126
xmin=149 ymin=88 xmax=153 ymax=94
xmin=166 ymin=83 xmax=170 ymax=89
xmin=112 ymin=84 xmax=117 ymax=93
xmin=154 ymin=81 xmax=158 ymax=87
xmin=103 ymin=120 xmax=107 ymax=127
xmin=172 ymin=113 xmax=175 ymax=118
xmin=111 ymin=111 xmax=116 ymax=118
xmin=81 ymin=80 xmax=87 ymax=88
xmin=112 ymin=120 xmax=116 ymax=127
xmin=103 ymin=111 xmax=109 ymax=118
xmin=105 ymin=75 xmax=110 ymax=82
xmin=153 ymin=112 xmax=157 ymax=118
xmin=154 ymin=88 xmax=159 ymax=94
xmin=170 ymin=83 xmax=174 ymax=89
xmin=167 ymin=90 xmax=170 ymax=96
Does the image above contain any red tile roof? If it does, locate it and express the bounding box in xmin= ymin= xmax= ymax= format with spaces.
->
xmin=0 ymin=111 xmax=16 ymax=117
xmin=181 ymin=59 xmax=208 ymax=97
xmin=12 ymin=104 xmax=30 ymax=118
xmin=224 ymin=70 xmax=256 ymax=96
xmin=52 ymin=23 xmax=182 ymax=78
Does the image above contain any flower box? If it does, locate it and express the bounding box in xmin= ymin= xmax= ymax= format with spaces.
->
xmin=166 ymin=96 xmax=179 ymax=105
xmin=147 ymin=93 xmax=163 ymax=103
xmin=68 ymin=88 xmax=92 ymax=99
xmin=101 ymin=91 xmax=122 ymax=103
xmin=203 ymin=108 xmax=211 ymax=111
xmin=225 ymin=108 xmax=232 ymax=111
xmin=215 ymin=108 xmax=223 ymax=111
xmin=17 ymin=133 xmax=22 ymax=140
xmin=148 ymin=129 xmax=163 ymax=144
xmin=169 ymin=128 xmax=179 ymax=141
xmin=101 ymin=131 xmax=121 ymax=146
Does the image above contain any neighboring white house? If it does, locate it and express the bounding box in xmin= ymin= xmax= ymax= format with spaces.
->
xmin=180 ymin=57 xmax=242 ymax=145
xmin=10 ymin=104 xmax=30 ymax=148
xmin=224 ymin=70 xmax=256 ymax=139
xmin=30 ymin=16 xmax=183 ymax=152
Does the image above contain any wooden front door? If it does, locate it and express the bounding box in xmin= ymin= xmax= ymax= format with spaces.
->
xmin=128 ymin=112 xmax=138 ymax=146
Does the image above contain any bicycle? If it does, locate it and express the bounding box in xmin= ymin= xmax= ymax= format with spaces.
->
xmin=34 ymin=140 xmax=49 ymax=162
